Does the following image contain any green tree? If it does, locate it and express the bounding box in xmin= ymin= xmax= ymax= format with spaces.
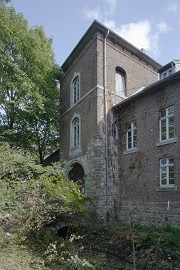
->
xmin=0 ymin=3 xmax=62 ymax=163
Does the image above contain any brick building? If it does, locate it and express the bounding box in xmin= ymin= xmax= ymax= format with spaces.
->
xmin=60 ymin=20 xmax=180 ymax=227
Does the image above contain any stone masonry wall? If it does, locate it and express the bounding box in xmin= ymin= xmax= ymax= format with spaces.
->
xmin=119 ymin=200 xmax=180 ymax=228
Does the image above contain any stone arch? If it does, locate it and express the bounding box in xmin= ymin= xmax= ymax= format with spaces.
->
xmin=68 ymin=162 xmax=85 ymax=192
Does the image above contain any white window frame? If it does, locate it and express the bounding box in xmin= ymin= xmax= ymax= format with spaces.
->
xmin=70 ymin=72 xmax=80 ymax=106
xmin=126 ymin=121 xmax=137 ymax=150
xmin=160 ymin=68 xmax=174 ymax=80
xmin=159 ymin=106 xmax=174 ymax=142
xmin=115 ymin=68 xmax=126 ymax=98
xmin=70 ymin=113 xmax=81 ymax=155
xmin=73 ymin=76 xmax=79 ymax=104
xmin=72 ymin=117 xmax=79 ymax=147
xmin=160 ymin=158 xmax=174 ymax=187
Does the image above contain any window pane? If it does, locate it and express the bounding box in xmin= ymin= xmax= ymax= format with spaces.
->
xmin=163 ymin=72 xmax=167 ymax=78
xmin=127 ymin=121 xmax=137 ymax=149
xmin=161 ymin=159 xmax=167 ymax=166
xmin=169 ymin=158 xmax=174 ymax=165
xmin=73 ymin=117 xmax=79 ymax=147
xmin=168 ymin=107 xmax=174 ymax=115
xmin=161 ymin=133 xmax=166 ymax=141
xmin=161 ymin=118 xmax=166 ymax=127
xmin=160 ymin=158 xmax=174 ymax=186
xmin=169 ymin=130 xmax=174 ymax=139
xmin=127 ymin=123 xmax=131 ymax=130
xmin=116 ymin=71 xmax=126 ymax=97
xmin=161 ymin=166 xmax=167 ymax=173
xmin=169 ymin=171 xmax=174 ymax=184
xmin=112 ymin=123 xmax=117 ymax=139
xmin=73 ymin=76 xmax=79 ymax=104
xmin=133 ymin=134 xmax=137 ymax=147
xmin=161 ymin=109 xmax=166 ymax=118
xmin=133 ymin=121 xmax=136 ymax=128
xmin=161 ymin=175 xmax=167 ymax=185
xmin=169 ymin=115 xmax=174 ymax=124
xmin=128 ymin=136 xmax=131 ymax=148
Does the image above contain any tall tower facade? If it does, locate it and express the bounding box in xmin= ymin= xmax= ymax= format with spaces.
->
xmin=60 ymin=21 xmax=161 ymax=219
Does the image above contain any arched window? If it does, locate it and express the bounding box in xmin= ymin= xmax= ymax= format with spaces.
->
xmin=72 ymin=117 xmax=79 ymax=147
xmin=72 ymin=75 xmax=80 ymax=104
xmin=115 ymin=67 xmax=126 ymax=97
xmin=111 ymin=122 xmax=118 ymax=140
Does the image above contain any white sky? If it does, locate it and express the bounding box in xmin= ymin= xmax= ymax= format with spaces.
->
xmin=12 ymin=0 xmax=180 ymax=66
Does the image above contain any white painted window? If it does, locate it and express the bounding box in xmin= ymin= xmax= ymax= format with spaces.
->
xmin=160 ymin=158 xmax=174 ymax=186
xmin=160 ymin=68 xmax=174 ymax=80
xmin=169 ymin=69 xmax=172 ymax=76
xmin=126 ymin=121 xmax=137 ymax=150
xmin=72 ymin=117 xmax=79 ymax=147
xmin=160 ymin=106 xmax=174 ymax=142
xmin=115 ymin=68 xmax=126 ymax=97
xmin=162 ymin=72 xmax=167 ymax=79
xmin=72 ymin=76 xmax=80 ymax=104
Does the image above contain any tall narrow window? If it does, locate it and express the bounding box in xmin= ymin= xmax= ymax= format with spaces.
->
xmin=126 ymin=121 xmax=137 ymax=150
xmin=115 ymin=67 xmax=126 ymax=97
xmin=111 ymin=122 xmax=118 ymax=140
xmin=160 ymin=158 xmax=174 ymax=186
xmin=72 ymin=76 xmax=80 ymax=104
xmin=160 ymin=106 xmax=174 ymax=142
xmin=72 ymin=117 xmax=79 ymax=147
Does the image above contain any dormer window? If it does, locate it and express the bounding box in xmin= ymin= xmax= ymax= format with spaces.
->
xmin=158 ymin=60 xmax=180 ymax=80
xmin=162 ymin=69 xmax=172 ymax=79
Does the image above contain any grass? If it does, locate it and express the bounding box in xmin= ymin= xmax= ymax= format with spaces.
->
xmin=0 ymin=230 xmax=45 ymax=270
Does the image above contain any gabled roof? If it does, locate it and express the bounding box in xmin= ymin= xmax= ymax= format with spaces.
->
xmin=62 ymin=20 xmax=161 ymax=71
xmin=158 ymin=60 xmax=180 ymax=73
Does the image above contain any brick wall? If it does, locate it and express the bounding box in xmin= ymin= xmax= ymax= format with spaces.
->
xmin=59 ymin=25 xmax=170 ymax=226
xmin=113 ymin=79 xmax=180 ymax=227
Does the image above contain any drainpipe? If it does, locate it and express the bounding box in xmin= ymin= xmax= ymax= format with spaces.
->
xmin=103 ymin=28 xmax=109 ymax=222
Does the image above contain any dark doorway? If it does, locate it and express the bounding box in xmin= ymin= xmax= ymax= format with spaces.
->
xmin=68 ymin=162 xmax=85 ymax=192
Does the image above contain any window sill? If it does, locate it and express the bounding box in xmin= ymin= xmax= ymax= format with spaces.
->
xmin=124 ymin=147 xmax=138 ymax=155
xmin=156 ymin=185 xmax=177 ymax=192
xmin=71 ymin=145 xmax=79 ymax=151
xmin=69 ymin=145 xmax=82 ymax=157
xmin=156 ymin=138 xmax=177 ymax=147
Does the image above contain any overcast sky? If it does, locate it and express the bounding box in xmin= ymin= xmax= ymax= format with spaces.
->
xmin=12 ymin=0 xmax=180 ymax=66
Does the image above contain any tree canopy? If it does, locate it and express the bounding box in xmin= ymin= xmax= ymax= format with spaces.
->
xmin=0 ymin=2 xmax=62 ymax=163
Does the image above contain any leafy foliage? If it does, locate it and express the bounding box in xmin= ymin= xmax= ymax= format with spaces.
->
xmin=0 ymin=143 xmax=88 ymax=228
xmin=0 ymin=143 xmax=95 ymax=269
xmin=131 ymin=223 xmax=180 ymax=252
xmin=0 ymin=3 xmax=62 ymax=163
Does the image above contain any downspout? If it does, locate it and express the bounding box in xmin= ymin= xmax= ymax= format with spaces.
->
xmin=103 ymin=28 xmax=109 ymax=222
